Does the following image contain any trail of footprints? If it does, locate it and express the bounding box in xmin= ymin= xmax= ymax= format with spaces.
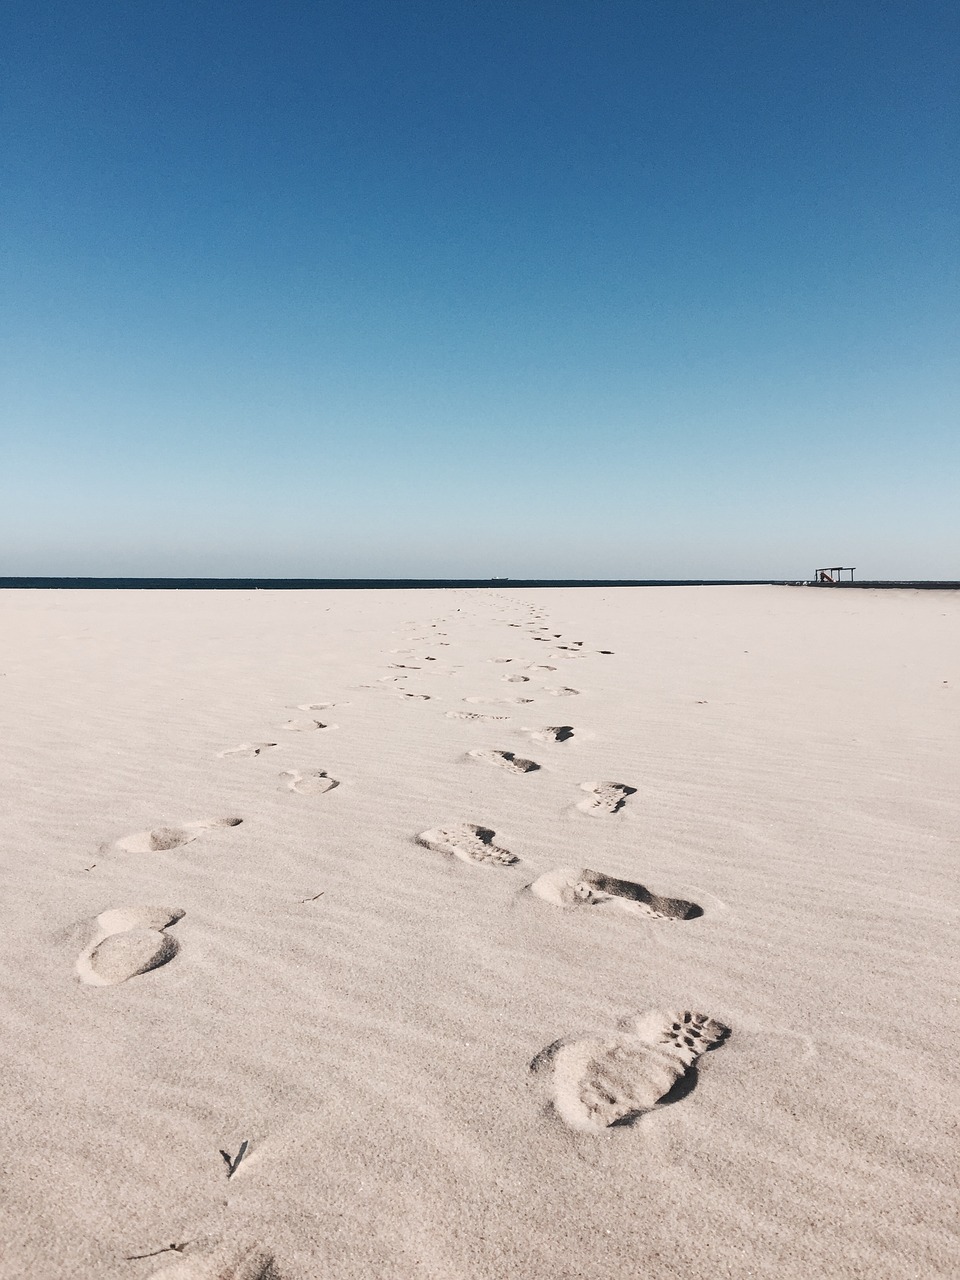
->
xmin=74 ymin=597 xmax=727 ymax=1273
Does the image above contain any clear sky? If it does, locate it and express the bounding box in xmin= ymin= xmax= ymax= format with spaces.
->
xmin=2 ymin=1 xmax=957 ymax=578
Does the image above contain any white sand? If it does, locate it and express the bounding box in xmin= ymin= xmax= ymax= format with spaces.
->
xmin=0 ymin=584 xmax=957 ymax=1278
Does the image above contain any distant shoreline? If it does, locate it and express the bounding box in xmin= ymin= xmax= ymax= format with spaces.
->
xmin=1 ymin=578 xmax=958 ymax=591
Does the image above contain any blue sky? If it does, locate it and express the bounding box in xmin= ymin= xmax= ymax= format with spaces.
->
xmin=2 ymin=1 xmax=957 ymax=578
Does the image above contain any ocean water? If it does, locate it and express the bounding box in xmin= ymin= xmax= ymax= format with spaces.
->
xmin=0 ymin=577 xmax=956 ymax=590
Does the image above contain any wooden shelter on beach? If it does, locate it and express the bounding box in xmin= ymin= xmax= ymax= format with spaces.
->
xmin=815 ymin=566 xmax=856 ymax=583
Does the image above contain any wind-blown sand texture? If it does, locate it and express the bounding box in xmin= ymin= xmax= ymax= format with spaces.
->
xmin=0 ymin=584 xmax=958 ymax=1278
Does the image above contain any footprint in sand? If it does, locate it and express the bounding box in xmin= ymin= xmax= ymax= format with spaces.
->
xmin=530 ymin=868 xmax=702 ymax=919
xmin=148 ymin=1240 xmax=275 ymax=1279
xmin=464 ymin=696 xmax=534 ymax=706
xmin=295 ymin=701 xmax=340 ymax=711
xmin=531 ymin=1010 xmax=729 ymax=1132
xmin=446 ymin=711 xmax=510 ymax=722
xmin=526 ymin=725 xmax=574 ymax=743
xmin=281 ymin=769 xmax=339 ymax=795
xmin=114 ymin=817 xmax=242 ymax=853
xmin=577 ymin=782 xmax=636 ymax=815
xmin=398 ymin=691 xmax=431 ymax=700
xmin=416 ymin=823 xmax=517 ymax=866
xmin=76 ymin=906 xmax=184 ymax=986
xmin=503 ymin=675 xmax=530 ymax=683
xmin=283 ymin=718 xmax=337 ymax=731
xmin=468 ymin=749 xmax=540 ymax=774
xmin=545 ymin=686 xmax=579 ymax=697
xmin=217 ymin=743 xmax=278 ymax=759
xmin=528 ymin=664 xmax=557 ymax=672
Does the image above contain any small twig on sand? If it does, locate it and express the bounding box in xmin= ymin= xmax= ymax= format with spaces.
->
xmin=220 ymin=1139 xmax=249 ymax=1178
xmin=298 ymin=891 xmax=325 ymax=904
xmin=125 ymin=1242 xmax=189 ymax=1261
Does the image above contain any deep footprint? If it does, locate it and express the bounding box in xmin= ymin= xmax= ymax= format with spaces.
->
xmin=532 ymin=1009 xmax=729 ymax=1132
xmin=468 ymin=749 xmax=540 ymax=774
xmin=527 ymin=725 xmax=574 ymax=743
xmin=76 ymin=906 xmax=184 ymax=986
xmin=416 ymin=823 xmax=517 ymax=865
xmin=281 ymin=769 xmax=339 ymax=795
xmin=577 ymin=782 xmax=636 ymax=815
xmin=114 ymin=817 xmax=242 ymax=853
xmin=530 ymin=868 xmax=701 ymax=918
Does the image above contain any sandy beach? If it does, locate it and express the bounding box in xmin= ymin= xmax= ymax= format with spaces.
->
xmin=0 ymin=584 xmax=957 ymax=1279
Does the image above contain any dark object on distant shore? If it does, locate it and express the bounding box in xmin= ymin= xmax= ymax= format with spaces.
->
xmin=815 ymin=566 xmax=856 ymax=584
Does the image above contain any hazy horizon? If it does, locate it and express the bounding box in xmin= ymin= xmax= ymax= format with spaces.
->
xmin=3 ymin=2 xmax=957 ymax=580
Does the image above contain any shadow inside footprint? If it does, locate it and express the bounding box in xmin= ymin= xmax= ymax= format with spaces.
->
xmin=530 ymin=867 xmax=702 ymax=919
xmin=468 ymin=749 xmax=540 ymax=774
xmin=532 ymin=1009 xmax=729 ymax=1132
xmin=577 ymin=783 xmax=636 ymax=815
xmin=76 ymin=906 xmax=184 ymax=986
xmin=528 ymin=725 xmax=574 ymax=743
xmin=416 ymin=823 xmax=517 ymax=866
